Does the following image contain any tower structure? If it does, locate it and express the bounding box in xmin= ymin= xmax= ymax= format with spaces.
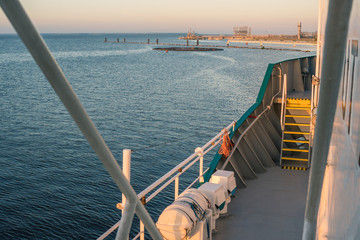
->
xmin=298 ymin=22 xmax=302 ymax=39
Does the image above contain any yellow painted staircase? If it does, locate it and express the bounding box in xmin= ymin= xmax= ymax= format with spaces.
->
xmin=280 ymin=98 xmax=311 ymax=169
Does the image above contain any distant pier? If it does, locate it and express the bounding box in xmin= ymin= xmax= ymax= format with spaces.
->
xmin=153 ymin=47 xmax=223 ymax=52
xmin=227 ymin=39 xmax=316 ymax=47
xmin=104 ymin=37 xmax=313 ymax=52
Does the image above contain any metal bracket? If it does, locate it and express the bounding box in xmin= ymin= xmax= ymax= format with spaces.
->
xmin=312 ymin=75 xmax=320 ymax=85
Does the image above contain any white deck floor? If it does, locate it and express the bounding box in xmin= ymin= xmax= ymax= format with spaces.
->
xmin=213 ymin=167 xmax=309 ymax=240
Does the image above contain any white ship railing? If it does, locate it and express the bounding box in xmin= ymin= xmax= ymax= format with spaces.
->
xmin=98 ymin=121 xmax=236 ymax=240
xmin=100 ymin=66 xmax=284 ymax=239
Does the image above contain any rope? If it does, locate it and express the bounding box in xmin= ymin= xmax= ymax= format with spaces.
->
xmin=178 ymin=198 xmax=206 ymax=221
xmin=218 ymin=129 xmax=233 ymax=157
xmin=181 ymin=195 xmax=211 ymax=240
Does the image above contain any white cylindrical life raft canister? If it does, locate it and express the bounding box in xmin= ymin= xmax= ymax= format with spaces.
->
xmin=156 ymin=188 xmax=211 ymax=240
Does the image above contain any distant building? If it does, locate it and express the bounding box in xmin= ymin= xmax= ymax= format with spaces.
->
xmin=297 ymin=22 xmax=316 ymax=39
xmin=233 ymin=26 xmax=251 ymax=37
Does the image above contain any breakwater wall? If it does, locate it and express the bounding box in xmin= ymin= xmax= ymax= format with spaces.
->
xmin=103 ymin=37 xmax=312 ymax=52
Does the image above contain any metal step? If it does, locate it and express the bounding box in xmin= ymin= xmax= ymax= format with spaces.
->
xmin=281 ymin=166 xmax=308 ymax=171
xmin=283 ymin=139 xmax=309 ymax=144
xmin=285 ymin=115 xmax=311 ymax=118
xmin=282 ymin=148 xmax=309 ymax=152
xmin=284 ymin=131 xmax=310 ymax=135
xmin=285 ymin=123 xmax=310 ymax=126
xmin=281 ymin=157 xmax=308 ymax=162
xmin=286 ymin=107 xmax=311 ymax=110
xmin=286 ymin=98 xmax=311 ymax=103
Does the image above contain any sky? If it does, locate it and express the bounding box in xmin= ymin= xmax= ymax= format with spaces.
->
xmin=0 ymin=0 xmax=318 ymax=34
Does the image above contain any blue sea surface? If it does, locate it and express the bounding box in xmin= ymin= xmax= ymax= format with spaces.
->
xmin=0 ymin=33 xmax=314 ymax=239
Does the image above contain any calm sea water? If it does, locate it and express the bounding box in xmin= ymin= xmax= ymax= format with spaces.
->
xmin=0 ymin=33 xmax=315 ymax=239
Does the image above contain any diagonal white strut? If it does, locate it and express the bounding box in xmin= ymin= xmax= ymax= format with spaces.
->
xmin=0 ymin=1 xmax=163 ymax=239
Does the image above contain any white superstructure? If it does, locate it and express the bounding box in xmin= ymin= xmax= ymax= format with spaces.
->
xmin=309 ymin=0 xmax=360 ymax=238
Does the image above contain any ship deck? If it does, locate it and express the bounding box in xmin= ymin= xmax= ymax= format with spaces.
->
xmin=213 ymin=166 xmax=309 ymax=240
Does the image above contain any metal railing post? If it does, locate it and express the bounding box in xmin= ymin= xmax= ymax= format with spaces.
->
xmin=115 ymin=149 xmax=133 ymax=240
xmin=195 ymin=147 xmax=204 ymax=183
xmin=280 ymin=74 xmax=287 ymax=131
xmin=140 ymin=221 xmax=145 ymax=240
xmin=175 ymin=176 xmax=179 ymax=199
xmin=122 ymin=149 xmax=131 ymax=210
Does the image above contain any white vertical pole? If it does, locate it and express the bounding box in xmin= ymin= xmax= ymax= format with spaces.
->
xmin=140 ymin=221 xmax=145 ymax=240
xmin=199 ymin=156 xmax=204 ymax=183
xmin=175 ymin=177 xmax=179 ymax=200
xmin=280 ymin=74 xmax=287 ymax=130
xmin=122 ymin=149 xmax=131 ymax=211
xmin=115 ymin=149 xmax=133 ymax=240
xmin=195 ymin=147 xmax=204 ymax=183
